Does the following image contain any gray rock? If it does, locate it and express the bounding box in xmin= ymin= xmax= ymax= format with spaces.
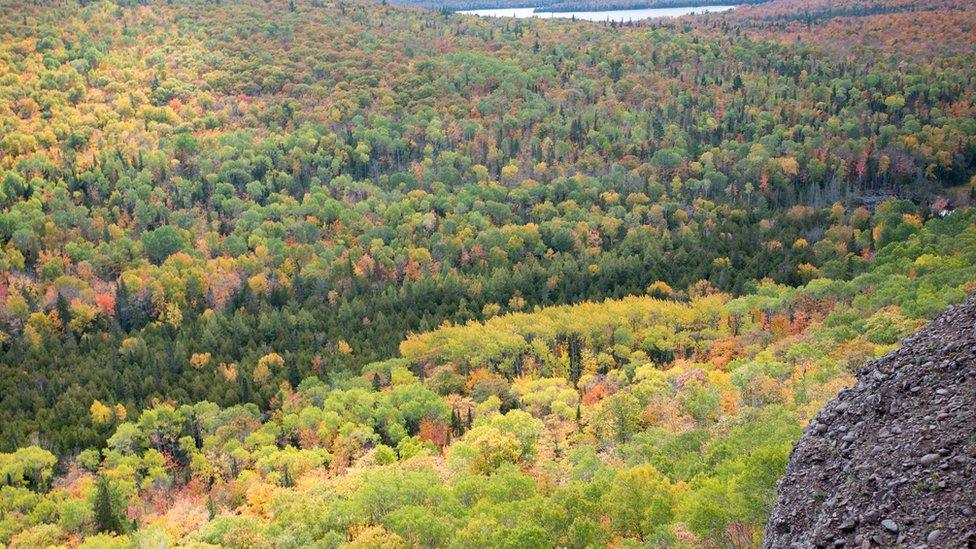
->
xmin=762 ymin=295 xmax=976 ymax=549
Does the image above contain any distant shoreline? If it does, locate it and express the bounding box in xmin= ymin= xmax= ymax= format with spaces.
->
xmin=530 ymin=0 xmax=744 ymax=14
xmin=457 ymin=4 xmax=736 ymax=19
xmin=441 ymin=0 xmax=756 ymax=14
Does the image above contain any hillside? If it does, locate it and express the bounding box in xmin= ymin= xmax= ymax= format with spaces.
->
xmin=2 ymin=0 xmax=975 ymax=455
xmin=1 ymin=208 xmax=974 ymax=547
xmin=765 ymin=295 xmax=976 ymax=547
xmin=0 ymin=0 xmax=975 ymax=546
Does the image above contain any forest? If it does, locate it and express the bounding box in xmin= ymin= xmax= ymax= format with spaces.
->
xmin=0 ymin=0 xmax=974 ymax=546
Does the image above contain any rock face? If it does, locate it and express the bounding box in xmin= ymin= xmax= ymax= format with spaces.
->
xmin=764 ymin=296 xmax=976 ymax=548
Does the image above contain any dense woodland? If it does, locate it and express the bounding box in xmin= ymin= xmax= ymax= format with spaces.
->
xmin=0 ymin=0 xmax=974 ymax=546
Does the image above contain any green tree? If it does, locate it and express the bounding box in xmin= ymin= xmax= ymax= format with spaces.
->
xmin=141 ymin=225 xmax=185 ymax=265
xmin=93 ymin=476 xmax=125 ymax=534
xmin=591 ymin=392 xmax=642 ymax=444
xmin=603 ymin=465 xmax=674 ymax=541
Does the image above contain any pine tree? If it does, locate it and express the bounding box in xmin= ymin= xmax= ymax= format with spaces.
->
xmin=116 ymin=279 xmax=149 ymax=332
xmin=56 ymin=293 xmax=71 ymax=334
xmin=207 ymin=495 xmax=218 ymax=520
xmin=240 ymin=375 xmax=251 ymax=404
xmin=94 ymin=476 xmax=123 ymax=534
xmin=288 ymin=359 xmax=301 ymax=389
xmin=450 ymin=408 xmax=463 ymax=436
xmin=568 ymin=334 xmax=583 ymax=384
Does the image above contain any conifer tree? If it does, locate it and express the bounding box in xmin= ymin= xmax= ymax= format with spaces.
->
xmin=55 ymin=293 xmax=71 ymax=334
xmin=207 ymin=495 xmax=218 ymax=520
xmin=93 ymin=477 xmax=124 ymax=534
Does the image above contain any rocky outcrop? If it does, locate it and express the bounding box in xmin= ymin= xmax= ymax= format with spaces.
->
xmin=764 ymin=296 xmax=976 ymax=548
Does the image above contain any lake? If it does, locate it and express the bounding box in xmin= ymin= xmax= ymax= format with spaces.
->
xmin=458 ymin=5 xmax=734 ymax=22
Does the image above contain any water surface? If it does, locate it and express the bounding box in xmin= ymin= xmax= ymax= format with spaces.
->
xmin=458 ymin=5 xmax=734 ymax=22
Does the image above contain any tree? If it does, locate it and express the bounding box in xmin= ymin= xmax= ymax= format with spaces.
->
xmin=488 ymin=410 xmax=543 ymax=462
xmin=681 ymin=382 xmax=721 ymax=425
xmin=207 ymin=495 xmax=218 ymax=520
xmin=116 ymin=279 xmax=149 ymax=332
xmin=93 ymin=476 xmax=125 ymax=534
xmin=590 ymin=392 xmax=642 ymax=444
xmin=141 ymin=226 xmax=185 ymax=265
xmin=55 ymin=293 xmax=71 ymax=333
xmin=287 ymin=359 xmax=301 ymax=388
xmin=603 ymin=465 xmax=674 ymax=541
xmin=451 ymin=426 xmax=522 ymax=474
xmin=0 ymin=446 xmax=57 ymax=489
xmin=450 ymin=409 xmax=463 ymax=436
xmin=91 ymin=400 xmax=113 ymax=424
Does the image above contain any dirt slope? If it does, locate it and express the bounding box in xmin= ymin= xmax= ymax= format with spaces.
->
xmin=764 ymin=296 xmax=976 ymax=548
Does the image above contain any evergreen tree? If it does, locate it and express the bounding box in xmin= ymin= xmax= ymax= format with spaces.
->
xmin=240 ymin=375 xmax=252 ymax=404
xmin=93 ymin=476 xmax=124 ymax=534
xmin=287 ymin=359 xmax=301 ymax=389
xmin=450 ymin=408 xmax=463 ymax=436
xmin=116 ymin=279 xmax=149 ymax=332
xmin=207 ymin=495 xmax=218 ymax=520
xmin=55 ymin=293 xmax=71 ymax=334
xmin=568 ymin=334 xmax=583 ymax=384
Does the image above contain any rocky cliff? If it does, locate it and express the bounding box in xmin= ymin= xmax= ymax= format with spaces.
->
xmin=764 ymin=296 xmax=976 ymax=548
